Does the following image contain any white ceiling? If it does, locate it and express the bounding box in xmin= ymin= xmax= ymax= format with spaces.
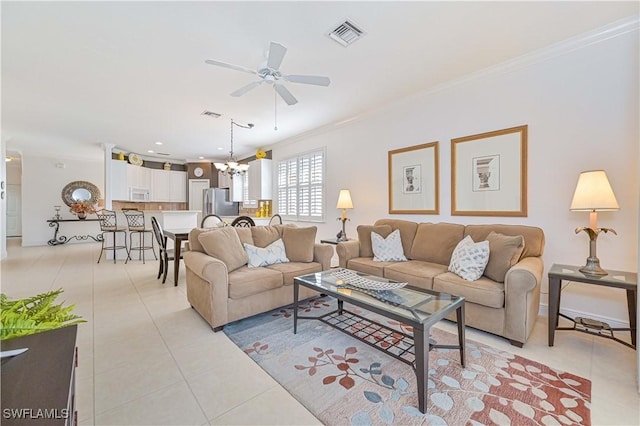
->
xmin=2 ymin=1 xmax=638 ymax=163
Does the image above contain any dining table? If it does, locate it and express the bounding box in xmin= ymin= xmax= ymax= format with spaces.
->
xmin=162 ymin=228 xmax=191 ymax=286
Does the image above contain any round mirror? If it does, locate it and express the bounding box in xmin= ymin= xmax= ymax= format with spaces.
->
xmin=61 ymin=181 xmax=101 ymax=207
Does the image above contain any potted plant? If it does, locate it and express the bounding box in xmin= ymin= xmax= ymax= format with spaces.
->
xmin=69 ymin=200 xmax=96 ymax=219
xmin=0 ymin=289 xmax=85 ymax=341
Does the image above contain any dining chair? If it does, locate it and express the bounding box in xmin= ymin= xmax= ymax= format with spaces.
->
xmin=201 ymin=214 xmax=223 ymax=228
xmin=96 ymin=209 xmax=128 ymax=263
xmin=268 ymin=214 xmax=283 ymax=225
xmin=123 ymin=210 xmax=157 ymax=264
xmin=231 ymin=216 xmax=255 ymax=227
xmin=150 ymin=216 xmax=182 ymax=284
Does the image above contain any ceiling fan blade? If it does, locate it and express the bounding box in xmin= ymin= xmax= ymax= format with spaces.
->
xmin=266 ymin=42 xmax=287 ymax=70
xmin=205 ymin=59 xmax=257 ymax=75
xmin=284 ymin=74 xmax=331 ymax=86
xmin=230 ymin=81 xmax=263 ymax=97
xmin=274 ymin=83 xmax=298 ymax=105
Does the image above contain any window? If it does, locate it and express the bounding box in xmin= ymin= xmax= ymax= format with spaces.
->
xmin=278 ymin=149 xmax=325 ymax=222
xmin=242 ymin=172 xmax=257 ymax=208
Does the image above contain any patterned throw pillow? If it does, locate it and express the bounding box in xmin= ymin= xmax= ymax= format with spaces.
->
xmin=243 ymin=238 xmax=290 ymax=268
xmin=371 ymin=229 xmax=408 ymax=262
xmin=448 ymin=235 xmax=490 ymax=281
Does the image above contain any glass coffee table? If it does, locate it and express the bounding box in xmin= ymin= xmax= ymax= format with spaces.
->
xmin=293 ymin=268 xmax=465 ymax=414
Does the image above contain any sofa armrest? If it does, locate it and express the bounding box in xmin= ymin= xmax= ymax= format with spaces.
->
xmin=314 ymin=243 xmax=334 ymax=271
xmin=183 ymin=251 xmax=230 ymax=329
xmin=336 ymin=240 xmax=360 ymax=268
xmin=503 ymin=256 xmax=544 ymax=344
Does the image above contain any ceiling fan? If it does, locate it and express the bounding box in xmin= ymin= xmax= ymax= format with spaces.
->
xmin=205 ymin=42 xmax=330 ymax=106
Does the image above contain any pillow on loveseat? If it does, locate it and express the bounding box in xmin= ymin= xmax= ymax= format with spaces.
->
xmin=372 ymin=229 xmax=407 ymax=262
xmin=357 ymin=225 xmax=393 ymax=258
xmin=244 ymin=239 xmax=289 ymax=267
xmin=448 ymin=235 xmax=490 ymax=281
xmin=198 ymin=227 xmax=248 ymax=272
xmin=282 ymin=226 xmax=317 ymax=262
xmin=484 ymin=232 xmax=525 ymax=282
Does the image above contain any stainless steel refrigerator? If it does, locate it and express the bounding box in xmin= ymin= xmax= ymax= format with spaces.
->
xmin=203 ymin=188 xmax=239 ymax=217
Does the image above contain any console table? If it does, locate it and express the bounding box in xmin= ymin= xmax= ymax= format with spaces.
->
xmin=47 ymin=219 xmax=103 ymax=246
xmin=548 ymin=263 xmax=637 ymax=349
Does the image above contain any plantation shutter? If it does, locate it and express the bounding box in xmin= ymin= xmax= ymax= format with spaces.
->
xmin=277 ymin=149 xmax=325 ymax=222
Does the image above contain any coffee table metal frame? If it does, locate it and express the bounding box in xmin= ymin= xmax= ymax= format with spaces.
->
xmin=293 ymin=269 xmax=465 ymax=414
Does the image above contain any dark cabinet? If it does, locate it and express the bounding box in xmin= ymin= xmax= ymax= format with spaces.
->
xmin=1 ymin=325 xmax=78 ymax=426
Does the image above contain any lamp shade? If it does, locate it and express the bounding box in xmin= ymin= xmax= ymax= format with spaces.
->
xmin=336 ymin=189 xmax=353 ymax=209
xmin=570 ymin=170 xmax=619 ymax=211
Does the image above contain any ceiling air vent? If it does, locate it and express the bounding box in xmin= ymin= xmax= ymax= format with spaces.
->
xmin=201 ymin=111 xmax=221 ymax=118
xmin=328 ymin=19 xmax=366 ymax=47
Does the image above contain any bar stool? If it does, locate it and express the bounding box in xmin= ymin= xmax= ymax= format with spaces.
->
xmin=123 ymin=210 xmax=157 ymax=264
xmin=96 ymin=209 xmax=128 ymax=263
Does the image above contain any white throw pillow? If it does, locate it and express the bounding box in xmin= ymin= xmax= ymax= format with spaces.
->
xmin=243 ymin=238 xmax=290 ymax=268
xmin=448 ymin=235 xmax=490 ymax=281
xmin=372 ymin=229 xmax=407 ymax=262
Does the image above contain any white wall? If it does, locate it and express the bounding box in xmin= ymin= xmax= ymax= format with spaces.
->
xmin=0 ymin=139 xmax=7 ymax=259
xmin=22 ymin=155 xmax=104 ymax=246
xmin=272 ymin=22 xmax=639 ymax=325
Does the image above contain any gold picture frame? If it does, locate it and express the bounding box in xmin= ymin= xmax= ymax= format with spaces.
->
xmin=388 ymin=141 xmax=439 ymax=214
xmin=451 ymin=125 xmax=527 ymax=216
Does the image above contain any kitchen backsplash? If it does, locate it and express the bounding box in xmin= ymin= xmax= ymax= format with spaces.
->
xmin=112 ymin=201 xmax=187 ymax=211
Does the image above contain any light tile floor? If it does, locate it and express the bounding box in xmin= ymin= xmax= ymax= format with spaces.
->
xmin=1 ymin=239 xmax=638 ymax=425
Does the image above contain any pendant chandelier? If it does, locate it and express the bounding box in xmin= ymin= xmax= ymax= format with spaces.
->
xmin=214 ymin=119 xmax=254 ymax=177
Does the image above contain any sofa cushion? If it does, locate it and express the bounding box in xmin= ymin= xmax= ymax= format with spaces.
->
xmin=465 ymin=224 xmax=544 ymax=258
xmin=373 ymin=219 xmax=418 ymax=258
xmin=244 ymin=238 xmax=289 ymax=268
xmin=346 ymin=257 xmax=390 ymax=278
xmin=372 ymin=229 xmax=407 ymax=262
xmin=384 ymin=260 xmax=448 ymax=290
xmin=410 ymin=223 xmax=465 ymax=264
xmin=198 ymin=227 xmax=248 ymax=272
xmin=434 ymin=272 xmax=505 ymax=309
xmin=188 ymin=228 xmax=216 ymax=253
xmin=228 ymin=266 xmax=283 ymax=299
xmin=484 ymin=232 xmax=525 ymax=283
xmin=357 ymin=225 xmax=393 ymax=258
xmin=251 ymin=226 xmax=283 ymax=248
xmin=282 ymin=226 xmax=317 ymax=262
xmin=448 ymin=236 xmax=490 ymax=281
xmin=266 ymin=261 xmax=323 ymax=285
xmin=235 ymin=227 xmax=254 ymax=246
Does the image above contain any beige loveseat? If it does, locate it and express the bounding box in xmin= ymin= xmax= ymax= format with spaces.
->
xmin=184 ymin=225 xmax=333 ymax=331
xmin=337 ymin=220 xmax=545 ymax=346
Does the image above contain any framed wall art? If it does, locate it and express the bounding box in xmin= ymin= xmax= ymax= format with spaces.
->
xmin=451 ymin=125 xmax=527 ymax=216
xmin=388 ymin=141 xmax=439 ymax=214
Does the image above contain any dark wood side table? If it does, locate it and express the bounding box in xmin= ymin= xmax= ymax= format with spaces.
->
xmin=320 ymin=238 xmax=352 ymax=245
xmin=1 ymin=325 xmax=78 ymax=425
xmin=548 ymin=263 xmax=637 ymax=349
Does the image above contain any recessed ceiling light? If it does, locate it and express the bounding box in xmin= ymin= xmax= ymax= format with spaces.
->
xmin=155 ymin=141 xmax=163 ymax=145
xmin=199 ymin=156 xmax=205 ymax=159
xmin=217 ymin=147 xmax=223 ymax=150
xmin=147 ymin=150 xmax=154 ymax=153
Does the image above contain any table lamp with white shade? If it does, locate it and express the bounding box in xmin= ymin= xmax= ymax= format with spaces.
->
xmin=570 ymin=170 xmax=619 ymax=276
xmin=336 ymin=189 xmax=353 ymax=241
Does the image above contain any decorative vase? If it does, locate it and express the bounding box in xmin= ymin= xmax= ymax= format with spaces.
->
xmin=77 ymin=212 xmax=87 ymax=220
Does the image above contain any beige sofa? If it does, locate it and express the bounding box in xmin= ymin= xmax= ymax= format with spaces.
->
xmin=337 ymin=219 xmax=545 ymax=346
xmin=184 ymin=224 xmax=333 ymax=331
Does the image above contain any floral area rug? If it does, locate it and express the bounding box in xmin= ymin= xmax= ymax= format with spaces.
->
xmin=223 ymin=296 xmax=591 ymax=426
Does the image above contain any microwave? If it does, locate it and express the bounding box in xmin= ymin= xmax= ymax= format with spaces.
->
xmin=129 ymin=188 xmax=150 ymax=202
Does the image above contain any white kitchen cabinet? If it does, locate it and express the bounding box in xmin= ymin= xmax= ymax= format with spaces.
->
xmin=110 ymin=160 xmax=128 ymax=201
xmin=126 ymin=164 xmax=151 ymax=190
xmin=229 ymin=175 xmax=244 ymax=202
xmin=218 ymin=171 xmax=231 ymax=189
xmin=247 ymin=159 xmax=272 ymax=200
xmin=151 ymin=169 xmax=171 ymax=201
xmin=169 ymin=170 xmax=187 ymax=202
